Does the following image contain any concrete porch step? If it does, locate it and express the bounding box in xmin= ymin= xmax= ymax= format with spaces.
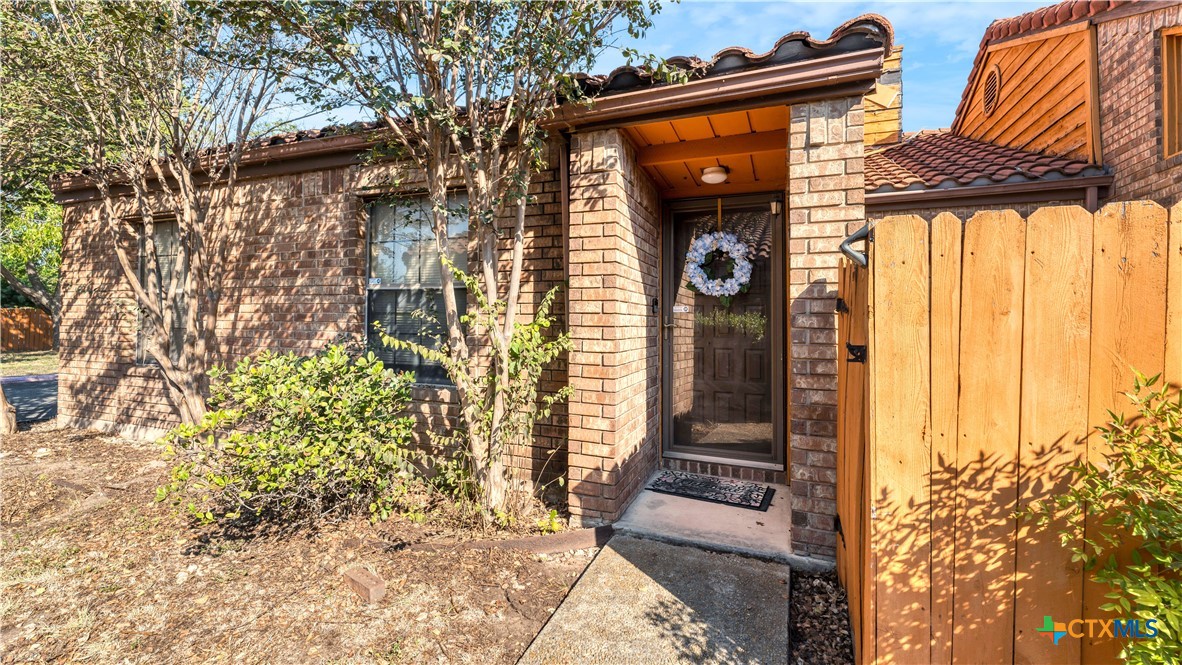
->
xmin=613 ymin=472 xmax=803 ymax=566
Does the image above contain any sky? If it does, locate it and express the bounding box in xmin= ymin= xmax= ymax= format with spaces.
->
xmin=296 ymin=1 xmax=1051 ymax=134
xmin=595 ymin=0 xmax=1049 ymax=132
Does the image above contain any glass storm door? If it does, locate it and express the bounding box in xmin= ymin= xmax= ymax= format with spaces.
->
xmin=662 ymin=195 xmax=785 ymax=468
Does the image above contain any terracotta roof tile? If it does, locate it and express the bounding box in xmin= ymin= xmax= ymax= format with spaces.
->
xmin=576 ymin=14 xmax=893 ymax=96
xmin=865 ymin=130 xmax=1106 ymax=193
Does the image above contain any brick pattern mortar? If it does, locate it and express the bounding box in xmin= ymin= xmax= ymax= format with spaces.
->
xmin=1097 ymin=5 xmax=1182 ymax=206
xmin=787 ymin=96 xmax=866 ymax=559
xmin=58 ymin=147 xmax=567 ymax=483
xmin=564 ymin=129 xmax=662 ymax=526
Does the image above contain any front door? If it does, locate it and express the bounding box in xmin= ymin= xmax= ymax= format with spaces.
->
xmin=662 ymin=195 xmax=786 ymax=469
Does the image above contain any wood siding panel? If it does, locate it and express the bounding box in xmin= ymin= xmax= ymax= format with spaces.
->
xmin=957 ymin=29 xmax=1095 ymax=162
xmin=1013 ymin=206 xmax=1091 ymax=665
xmin=928 ymin=213 xmax=961 ymax=665
xmin=1084 ymin=201 xmax=1169 ymax=664
xmin=958 ymin=33 xmax=1073 ymax=132
xmin=870 ymin=215 xmax=931 ymax=660
xmin=952 ymin=210 xmax=1025 ymax=665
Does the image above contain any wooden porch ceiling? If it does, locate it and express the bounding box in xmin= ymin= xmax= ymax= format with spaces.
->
xmin=625 ymin=106 xmax=788 ymax=200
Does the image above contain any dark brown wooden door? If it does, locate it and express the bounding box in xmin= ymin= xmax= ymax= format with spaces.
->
xmin=663 ymin=196 xmax=785 ymax=466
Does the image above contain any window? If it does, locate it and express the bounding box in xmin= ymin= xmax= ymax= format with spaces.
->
xmin=367 ymin=193 xmax=469 ymax=384
xmin=136 ymin=220 xmax=186 ymax=365
xmin=1164 ymin=28 xmax=1182 ymax=158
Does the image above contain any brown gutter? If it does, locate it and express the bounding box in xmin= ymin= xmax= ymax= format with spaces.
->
xmin=865 ymin=174 xmax=1115 ymax=212
xmin=51 ymin=131 xmax=381 ymax=201
xmin=547 ymin=48 xmax=884 ymax=130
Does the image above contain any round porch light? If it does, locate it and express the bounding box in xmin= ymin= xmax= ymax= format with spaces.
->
xmin=701 ymin=166 xmax=729 ymax=185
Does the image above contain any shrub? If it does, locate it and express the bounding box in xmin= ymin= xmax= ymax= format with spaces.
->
xmin=1031 ymin=373 xmax=1182 ymax=664
xmin=379 ymin=268 xmax=572 ymax=518
xmin=157 ymin=345 xmax=418 ymax=525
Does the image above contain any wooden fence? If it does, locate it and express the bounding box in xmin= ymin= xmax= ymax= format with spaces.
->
xmin=1 ymin=308 xmax=54 ymax=352
xmin=836 ymin=201 xmax=1182 ymax=664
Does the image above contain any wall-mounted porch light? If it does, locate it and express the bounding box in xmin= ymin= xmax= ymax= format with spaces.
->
xmin=701 ymin=166 xmax=729 ymax=185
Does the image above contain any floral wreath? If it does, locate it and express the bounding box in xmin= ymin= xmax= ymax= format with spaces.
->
xmin=685 ymin=231 xmax=753 ymax=307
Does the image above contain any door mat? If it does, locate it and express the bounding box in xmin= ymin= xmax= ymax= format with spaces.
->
xmin=645 ymin=470 xmax=775 ymax=511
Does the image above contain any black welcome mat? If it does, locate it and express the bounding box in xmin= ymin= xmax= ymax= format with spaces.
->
xmin=646 ymin=470 xmax=775 ymax=512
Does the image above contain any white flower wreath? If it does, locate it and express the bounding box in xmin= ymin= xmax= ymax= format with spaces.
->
xmin=685 ymin=231 xmax=753 ymax=306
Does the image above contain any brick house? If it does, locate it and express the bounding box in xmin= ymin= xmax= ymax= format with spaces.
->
xmin=864 ymin=0 xmax=1181 ymax=224
xmin=49 ymin=2 xmax=1180 ymax=563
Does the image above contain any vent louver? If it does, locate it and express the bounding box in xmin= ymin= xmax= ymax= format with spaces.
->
xmin=982 ymin=65 xmax=1001 ymax=117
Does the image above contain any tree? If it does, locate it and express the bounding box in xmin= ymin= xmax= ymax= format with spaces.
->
xmin=0 ymin=9 xmax=82 ymax=331
xmin=0 ymin=186 xmax=62 ymax=327
xmin=0 ymin=387 xmax=15 ymax=435
xmin=242 ymin=1 xmax=668 ymax=514
xmin=3 ymin=0 xmax=293 ymax=423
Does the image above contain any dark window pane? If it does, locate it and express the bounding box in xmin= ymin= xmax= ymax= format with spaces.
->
xmin=367 ymin=192 xmax=469 ymax=385
xmin=366 ymin=288 xmax=466 ymax=384
xmin=137 ymin=221 xmax=185 ymax=366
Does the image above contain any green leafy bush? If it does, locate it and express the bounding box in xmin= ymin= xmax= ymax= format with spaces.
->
xmin=157 ymin=345 xmax=418 ymax=525
xmin=379 ymin=265 xmax=572 ymax=516
xmin=1032 ymin=374 xmax=1182 ymax=664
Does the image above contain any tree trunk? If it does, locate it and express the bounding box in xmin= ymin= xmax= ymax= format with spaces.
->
xmin=0 ymin=264 xmax=60 ymax=319
xmin=0 ymin=385 xmax=17 ymax=435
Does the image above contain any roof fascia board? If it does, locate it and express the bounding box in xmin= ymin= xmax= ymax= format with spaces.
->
xmin=865 ymin=174 xmax=1114 ymax=210
xmin=565 ymin=80 xmax=874 ymax=133
xmin=1089 ymin=1 xmax=1178 ymax=25
xmin=985 ymin=19 xmax=1090 ymax=52
xmin=547 ymin=48 xmax=884 ymax=130
xmin=53 ymin=147 xmax=372 ymax=205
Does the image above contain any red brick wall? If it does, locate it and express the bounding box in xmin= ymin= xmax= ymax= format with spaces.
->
xmin=1097 ymin=5 xmax=1182 ymax=205
xmin=565 ymin=128 xmax=662 ymax=525
xmin=787 ymin=95 xmax=866 ymax=559
xmin=59 ymin=167 xmax=364 ymax=438
xmin=58 ymin=145 xmax=567 ymax=484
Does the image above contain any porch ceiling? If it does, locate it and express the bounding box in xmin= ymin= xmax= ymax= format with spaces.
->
xmin=625 ymin=107 xmax=788 ymax=200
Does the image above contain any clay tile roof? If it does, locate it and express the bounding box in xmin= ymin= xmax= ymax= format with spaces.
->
xmin=952 ymin=1 xmax=1133 ymax=130
xmin=865 ymin=130 xmax=1106 ymax=193
xmin=251 ymin=121 xmax=384 ymax=148
xmin=575 ymin=14 xmax=893 ymax=96
xmin=983 ymin=0 xmax=1130 ymax=42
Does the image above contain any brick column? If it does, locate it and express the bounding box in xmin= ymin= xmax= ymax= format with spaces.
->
xmin=565 ymin=129 xmax=662 ymax=526
xmin=787 ymin=96 xmax=865 ymax=559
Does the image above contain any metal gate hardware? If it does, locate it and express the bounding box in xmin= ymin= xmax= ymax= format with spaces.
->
xmin=846 ymin=343 xmax=867 ymax=363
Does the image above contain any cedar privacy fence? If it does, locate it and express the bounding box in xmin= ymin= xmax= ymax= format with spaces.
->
xmin=835 ymin=201 xmax=1182 ymax=664
xmin=1 ymin=307 xmax=54 ymax=352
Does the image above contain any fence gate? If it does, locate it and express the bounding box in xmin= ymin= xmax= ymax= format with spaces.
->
xmin=835 ymin=202 xmax=1182 ymax=664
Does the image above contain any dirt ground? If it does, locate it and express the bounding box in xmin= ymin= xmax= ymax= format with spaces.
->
xmin=0 ymin=425 xmax=594 ymax=664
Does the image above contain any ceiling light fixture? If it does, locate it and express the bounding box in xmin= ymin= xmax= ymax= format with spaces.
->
xmin=701 ymin=166 xmax=729 ymax=185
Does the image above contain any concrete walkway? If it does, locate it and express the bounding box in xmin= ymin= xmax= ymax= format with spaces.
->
xmin=519 ymin=535 xmax=790 ymax=665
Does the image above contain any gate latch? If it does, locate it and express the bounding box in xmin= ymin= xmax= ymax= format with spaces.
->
xmin=846 ymin=343 xmax=867 ymax=363
xmin=834 ymin=298 xmax=849 ymax=314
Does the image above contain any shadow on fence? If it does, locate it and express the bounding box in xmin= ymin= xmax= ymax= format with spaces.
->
xmin=1 ymin=308 xmax=54 ymax=352
xmin=836 ymin=201 xmax=1182 ymax=664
